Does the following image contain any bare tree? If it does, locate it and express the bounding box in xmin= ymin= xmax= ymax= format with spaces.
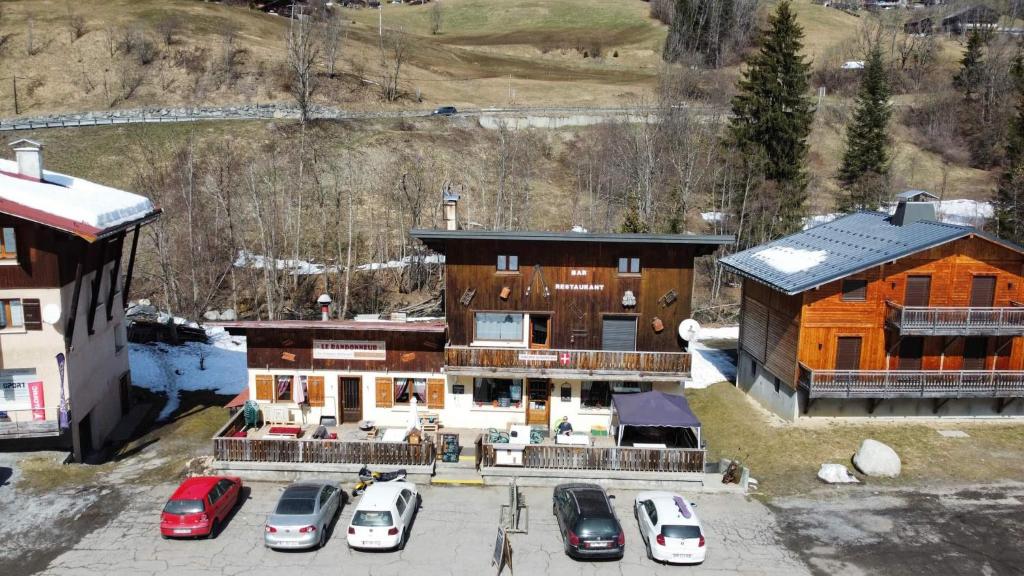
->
xmin=380 ymin=30 xmax=408 ymax=102
xmin=155 ymin=15 xmax=183 ymax=47
xmin=430 ymin=2 xmax=444 ymax=35
xmin=322 ymin=12 xmax=345 ymax=78
xmin=66 ymin=3 xmax=87 ymax=42
xmin=286 ymin=13 xmax=321 ymax=122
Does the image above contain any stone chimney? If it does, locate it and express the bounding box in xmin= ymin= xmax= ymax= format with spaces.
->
xmin=9 ymin=139 xmax=43 ymax=181
xmin=442 ymin=182 xmax=460 ymax=231
xmin=892 ymin=190 xmax=938 ymax=226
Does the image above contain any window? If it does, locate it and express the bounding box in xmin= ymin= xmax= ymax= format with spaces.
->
xmin=0 ymin=227 xmax=17 ymax=260
xmin=353 ymin=511 xmax=393 ymax=527
xmin=617 ymin=257 xmax=640 ymax=274
xmin=581 ymin=381 xmax=647 ymax=409
xmin=474 ymin=312 xmax=524 ymax=343
xmin=841 ymin=279 xmax=867 ymax=301
xmin=472 ymin=378 xmax=523 ymax=406
xmin=395 ymin=494 xmax=407 ymax=516
xmin=496 ymin=254 xmax=519 ymax=272
xmin=0 ymin=369 xmax=37 ymax=410
xmin=275 ymin=375 xmax=293 ymax=402
xmin=393 ymin=378 xmax=426 ymax=405
xmin=0 ymin=299 xmax=24 ymax=329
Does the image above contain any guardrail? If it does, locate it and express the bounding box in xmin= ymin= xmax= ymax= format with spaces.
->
xmin=798 ymin=363 xmax=1024 ymax=399
xmin=445 ymin=346 xmax=692 ymax=379
xmin=480 ymin=442 xmax=705 ymax=473
xmin=885 ymin=301 xmax=1024 ymax=335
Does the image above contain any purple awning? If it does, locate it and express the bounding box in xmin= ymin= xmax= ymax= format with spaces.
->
xmin=611 ymin=391 xmax=701 ymax=428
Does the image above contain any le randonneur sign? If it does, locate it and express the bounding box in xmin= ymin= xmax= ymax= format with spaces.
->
xmin=312 ymin=340 xmax=387 ymax=361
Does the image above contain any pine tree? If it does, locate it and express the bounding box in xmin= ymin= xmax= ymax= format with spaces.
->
xmin=620 ymin=192 xmax=651 ymax=233
xmin=994 ymin=56 xmax=1024 ymax=244
xmin=728 ymin=0 xmax=814 ymax=236
xmin=837 ymin=45 xmax=892 ymax=212
xmin=953 ymin=30 xmax=985 ymax=101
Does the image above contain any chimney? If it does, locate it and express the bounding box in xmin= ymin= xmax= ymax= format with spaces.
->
xmin=317 ymin=293 xmax=332 ymax=321
xmin=891 ymin=190 xmax=938 ymax=226
xmin=9 ymin=139 xmax=44 ymax=181
xmin=442 ymin=182 xmax=460 ymax=231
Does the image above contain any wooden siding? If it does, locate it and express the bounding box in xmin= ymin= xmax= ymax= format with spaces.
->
xmin=739 ymin=279 xmax=802 ymax=387
xmin=797 ymin=236 xmax=1024 ymax=377
xmin=442 ymin=240 xmax=700 ymax=353
xmin=445 ymin=346 xmax=691 ymax=378
xmin=0 ymin=214 xmax=124 ymax=289
xmin=245 ymin=327 xmax=445 ymax=373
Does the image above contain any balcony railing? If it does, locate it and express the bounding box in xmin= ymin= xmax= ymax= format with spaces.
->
xmin=885 ymin=301 xmax=1024 ymax=335
xmin=479 ymin=442 xmax=705 ymax=474
xmin=0 ymin=409 xmax=60 ymax=439
xmin=445 ymin=346 xmax=691 ymax=379
xmin=799 ymin=363 xmax=1024 ymax=399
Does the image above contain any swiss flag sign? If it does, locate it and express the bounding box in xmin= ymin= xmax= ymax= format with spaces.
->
xmin=559 ymin=352 xmax=571 ymax=366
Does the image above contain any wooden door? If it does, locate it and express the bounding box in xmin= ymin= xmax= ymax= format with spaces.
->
xmin=526 ymin=379 xmax=550 ymax=426
xmin=529 ymin=315 xmax=551 ymax=349
xmin=834 ymin=337 xmax=862 ymax=371
xmin=340 ymin=377 xmax=362 ymax=423
xmin=904 ymin=276 xmax=931 ymax=307
xmin=899 ymin=337 xmax=924 ymax=370
xmin=962 ymin=337 xmax=987 ymax=370
xmin=427 ymin=378 xmax=445 ymax=409
xmin=970 ymin=276 xmax=996 ymax=307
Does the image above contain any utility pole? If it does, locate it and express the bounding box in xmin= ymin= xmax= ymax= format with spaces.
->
xmin=5 ymin=76 xmax=26 ymax=115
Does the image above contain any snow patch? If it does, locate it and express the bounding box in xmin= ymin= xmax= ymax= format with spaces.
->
xmin=936 ymin=199 xmax=992 ymax=226
xmin=751 ymin=246 xmax=828 ymax=274
xmin=129 ymin=327 xmax=247 ymax=420
xmin=689 ymin=325 xmax=738 ymax=389
xmin=234 ymin=250 xmax=339 ymax=276
xmin=0 ymin=158 xmax=155 ymax=230
xmin=700 ymin=211 xmax=725 ymax=223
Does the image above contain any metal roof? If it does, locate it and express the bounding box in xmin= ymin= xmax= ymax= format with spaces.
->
xmin=211 ymin=320 xmax=446 ymax=333
xmin=410 ymin=229 xmax=734 ymax=251
xmin=719 ymin=211 xmax=1008 ymax=295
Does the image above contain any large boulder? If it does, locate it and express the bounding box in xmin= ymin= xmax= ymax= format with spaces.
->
xmin=853 ymin=439 xmax=901 ymax=477
xmin=818 ymin=463 xmax=859 ymax=484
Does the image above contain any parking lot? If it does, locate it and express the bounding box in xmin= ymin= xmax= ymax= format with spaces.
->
xmin=34 ymin=482 xmax=808 ymax=576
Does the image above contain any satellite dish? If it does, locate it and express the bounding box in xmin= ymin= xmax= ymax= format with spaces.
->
xmin=42 ymin=304 xmax=61 ymax=325
xmin=678 ymin=318 xmax=700 ymax=342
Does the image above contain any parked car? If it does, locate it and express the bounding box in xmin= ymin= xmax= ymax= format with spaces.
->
xmin=264 ymin=481 xmax=343 ymax=550
xmin=431 ymin=106 xmax=458 ymax=116
xmin=346 ymin=481 xmax=419 ymax=551
xmin=634 ymin=491 xmax=706 ymax=564
xmin=552 ymin=483 xmax=625 ymax=560
xmin=160 ymin=476 xmax=243 ymax=539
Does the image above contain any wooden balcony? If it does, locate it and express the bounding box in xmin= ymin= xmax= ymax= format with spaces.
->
xmin=798 ymin=363 xmax=1024 ymax=400
xmin=885 ymin=301 xmax=1024 ymax=336
xmin=444 ymin=346 xmax=692 ymax=380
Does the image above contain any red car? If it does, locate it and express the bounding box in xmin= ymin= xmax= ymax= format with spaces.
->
xmin=160 ymin=476 xmax=243 ymax=539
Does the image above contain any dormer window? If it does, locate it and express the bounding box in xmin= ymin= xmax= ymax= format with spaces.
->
xmin=0 ymin=228 xmax=17 ymax=260
xmin=497 ymin=254 xmax=519 ymax=272
xmin=617 ymin=257 xmax=640 ymax=275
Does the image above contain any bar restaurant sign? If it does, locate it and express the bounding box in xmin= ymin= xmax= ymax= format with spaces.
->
xmin=313 ymin=340 xmax=386 ymax=361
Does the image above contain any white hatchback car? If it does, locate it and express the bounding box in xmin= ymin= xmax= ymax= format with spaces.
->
xmin=634 ymin=491 xmax=706 ymax=564
xmin=346 ymin=481 xmax=419 ymax=551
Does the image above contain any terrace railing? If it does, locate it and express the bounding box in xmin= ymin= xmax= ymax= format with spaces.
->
xmin=212 ymin=412 xmax=434 ymax=466
xmin=445 ymin=346 xmax=691 ymax=379
xmin=798 ymin=363 xmax=1024 ymax=399
xmin=0 ymin=409 xmax=60 ymax=438
xmin=479 ymin=443 xmax=705 ymax=474
xmin=885 ymin=301 xmax=1024 ymax=336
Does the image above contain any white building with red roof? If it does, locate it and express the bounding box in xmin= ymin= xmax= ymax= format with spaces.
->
xmin=0 ymin=139 xmax=160 ymax=461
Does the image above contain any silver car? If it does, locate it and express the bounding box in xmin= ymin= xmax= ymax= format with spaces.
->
xmin=264 ymin=481 xmax=343 ymax=550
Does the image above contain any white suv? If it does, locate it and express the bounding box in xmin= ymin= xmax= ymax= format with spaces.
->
xmin=634 ymin=491 xmax=706 ymax=564
xmin=346 ymin=481 xmax=419 ymax=551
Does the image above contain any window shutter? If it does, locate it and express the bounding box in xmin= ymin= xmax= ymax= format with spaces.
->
xmin=904 ymin=276 xmax=931 ymax=307
xmin=255 ymin=375 xmax=273 ymax=401
xmin=601 ymin=317 xmax=637 ymax=351
xmin=307 ymin=376 xmax=325 ymax=407
xmin=375 ymin=377 xmax=393 ymax=408
xmin=22 ymin=299 xmax=42 ymax=331
xmin=841 ymin=279 xmax=867 ymax=301
xmin=834 ymin=337 xmax=862 ymax=371
xmin=970 ymin=276 xmax=997 ymax=307
xmin=427 ymin=378 xmax=445 ymax=409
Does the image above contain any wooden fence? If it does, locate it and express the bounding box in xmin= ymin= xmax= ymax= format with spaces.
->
xmin=212 ymin=412 xmax=434 ymax=466
xmin=480 ymin=443 xmax=705 ymax=474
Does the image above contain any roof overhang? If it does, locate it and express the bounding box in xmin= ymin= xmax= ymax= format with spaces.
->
xmin=410 ymin=229 xmax=734 ymax=254
xmin=0 ymin=194 xmax=162 ymax=242
xmin=210 ymin=320 xmax=447 ymax=334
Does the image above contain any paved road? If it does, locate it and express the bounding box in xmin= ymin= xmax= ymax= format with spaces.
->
xmin=33 ymin=483 xmax=806 ymax=576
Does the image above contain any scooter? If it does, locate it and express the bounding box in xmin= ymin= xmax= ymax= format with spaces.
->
xmin=352 ymin=465 xmax=408 ymax=497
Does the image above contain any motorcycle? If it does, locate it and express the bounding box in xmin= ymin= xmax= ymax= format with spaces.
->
xmin=352 ymin=465 xmax=408 ymax=497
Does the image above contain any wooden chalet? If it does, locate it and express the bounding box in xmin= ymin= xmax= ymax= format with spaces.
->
xmin=0 ymin=140 xmax=160 ymax=460
xmin=411 ymin=227 xmax=732 ymax=433
xmin=721 ymin=191 xmax=1024 ymax=419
